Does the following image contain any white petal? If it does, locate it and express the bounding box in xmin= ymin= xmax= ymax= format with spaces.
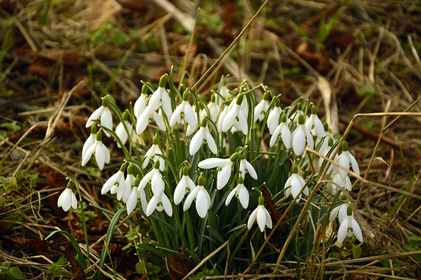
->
xmin=293 ymin=127 xmax=306 ymax=155
xmin=162 ymin=193 xmax=173 ymax=216
xmin=136 ymin=110 xmax=150 ymax=134
xmin=247 ymin=208 xmax=258 ymax=229
xmin=349 ymin=153 xmax=360 ymax=176
xmin=115 ymin=122 xmax=128 ymax=148
xmin=82 ymin=134 xmax=96 ymax=159
xmin=86 ymin=107 xmax=103 ymax=127
xmin=148 ymin=88 xmax=162 ymax=112
xmin=243 ymin=160 xmax=257 ymax=180
xmin=95 ymin=143 xmax=107 ymax=170
xmin=196 ymin=189 xmax=209 ymax=218
xmin=153 ymin=111 xmax=166 ymax=130
xmin=184 ymin=103 xmax=197 ymax=130
xmin=102 ymin=172 xmax=119 ymax=194
xmin=351 ymin=218 xmax=363 ymax=242
xmin=189 ymin=129 xmax=204 ymax=155
xmin=138 ymin=188 xmax=148 ymax=213
xmin=126 ymin=188 xmax=138 ymax=215
xmin=217 ymin=163 xmax=232 ymax=190
xmin=183 ymin=188 xmax=197 ymax=211
xmin=198 ymin=158 xmax=226 ymax=169
xmin=205 ymin=130 xmax=218 ymax=154
xmin=222 ymin=106 xmax=237 ymax=132
xmin=337 ymin=216 xmax=351 ymax=244
xmin=257 ymin=206 xmax=267 ymax=232
xmin=81 ymin=142 xmax=96 ymax=166
xmin=169 ymin=104 xmax=182 ymax=127
xmin=225 ymin=188 xmax=237 ymax=206
xmin=101 ymin=107 xmax=113 ymax=136
xmin=174 ymin=179 xmax=187 ymax=205
xmin=134 ymin=95 xmax=147 ymax=118
xmin=338 ymin=204 xmax=348 ymax=224
xmin=71 ymin=192 xmax=78 ymax=209
xmin=151 ymin=171 xmax=164 ymax=194
xmin=329 ymin=206 xmax=340 ymax=222
xmin=146 ymin=196 xmax=158 ymax=216
xmin=237 ymin=109 xmax=248 ymax=134
xmin=263 ymin=207 xmax=272 ymax=229
xmin=138 ymin=171 xmax=152 ymax=190
xmin=161 ymin=90 xmax=173 ymax=118
xmin=238 ymin=185 xmax=249 ymax=209
xmin=281 ymin=125 xmax=292 ymax=149
xmin=338 ymin=154 xmax=349 ymax=180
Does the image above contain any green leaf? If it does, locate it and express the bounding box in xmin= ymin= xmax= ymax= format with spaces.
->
xmin=135 ymin=262 xmax=145 ymax=274
xmin=9 ymin=267 xmax=26 ymax=280
xmin=352 ymin=245 xmax=362 ymax=259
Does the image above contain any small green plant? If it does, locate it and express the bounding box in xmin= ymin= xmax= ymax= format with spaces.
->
xmin=0 ymin=262 xmax=26 ymax=280
xmin=47 ymin=257 xmax=68 ymax=277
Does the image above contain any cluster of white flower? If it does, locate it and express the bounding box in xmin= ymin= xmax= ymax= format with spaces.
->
xmin=58 ymin=73 xmax=363 ymax=244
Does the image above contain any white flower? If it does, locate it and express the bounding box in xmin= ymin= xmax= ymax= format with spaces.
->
xmin=174 ymin=167 xmax=196 ymax=205
xmin=239 ymin=158 xmax=257 ymax=180
xmin=254 ymin=92 xmax=270 ymax=122
xmin=336 ymin=141 xmax=360 ymax=180
xmin=269 ymin=114 xmax=291 ymax=148
xmin=136 ymin=107 xmax=166 ymax=134
xmin=217 ymin=85 xmax=230 ymax=106
xmin=126 ymin=187 xmax=138 ymax=215
xmin=147 ymin=75 xmax=172 ymax=118
xmin=101 ymin=163 xmax=126 ymax=195
xmin=183 ymin=174 xmax=211 ymax=218
xmin=337 ymin=208 xmax=363 ymax=244
xmin=198 ymin=153 xmax=239 ymax=190
xmin=318 ymin=137 xmax=335 ymax=175
xmin=291 ymin=114 xmax=314 ymax=156
xmin=329 ymin=201 xmax=349 ymax=223
xmin=190 ymin=120 xmax=217 ymax=155
xmin=247 ymin=197 xmax=272 ymax=232
xmin=170 ymin=91 xmax=197 ymax=130
xmin=57 ymin=188 xmax=78 ymax=212
xmin=267 ymin=99 xmax=282 ymax=135
xmin=217 ymin=103 xmax=230 ymax=132
xmin=225 ymin=177 xmax=249 ymax=209
xmin=206 ymin=94 xmax=221 ymax=122
xmin=222 ymin=95 xmax=248 ymax=134
xmin=142 ymin=135 xmax=165 ymax=170
xmin=86 ymin=101 xmax=113 ymax=137
xmin=134 ymin=88 xmax=148 ymax=119
xmin=284 ymin=165 xmax=309 ymax=202
xmin=121 ymin=173 xmax=136 ymax=203
xmin=82 ymin=126 xmax=97 ymax=159
xmin=81 ymin=131 xmax=110 ymax=170
xmin=305 ymin=105 xmax=324 ymax=138
xmin=146 ymin=191 xmax=172 ymax=217
xmin=115 ymin=120 xmax=136 ymax=148
xmin=137 ymin=163 xmax=164 ymax=194
xmin=331 ymin=173 xmax=352 ymax=192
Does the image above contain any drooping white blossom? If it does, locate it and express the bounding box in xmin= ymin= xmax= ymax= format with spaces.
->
xmin=101 ymin=162 xmax=126 ymax=195
xmin=337 ymin=206 xmax=363 ymax=244
xmin=336 ymin=141 xmax=360 ymax=180
xmin=247 ymin=196 xmax=272 ymax=232
xmin=174 ymin=166 xmax=196 ymax=205
xmin=270 ymin=113 xmax=291 ymax=148
xmin=142 ymin=135 xmax=165 ymax=170
xmin=147 ymin=74 xmax=172 ymax=118
xmin=305 ymin=104 xmax=325 ymax=138
xmin=57 ymin=187 xmax=78 ymax=212
xmin=239 ymin=158 xmax=257 ymax=180
xmin=222 ymin=94 xmax=248 ymax=134
xmin=291 ymin=114 xmax=314 ymax=156
xmin=190 ymin=119 xmax=217 ymax=155
xmin=267 ymin=98 xmax=282 ymax=135
xmin=198 ymin=153 xmax=239 ymax=190
xmin=284 ymin=165 xmax=309 ymax=202
xmin=81 ymin=130 xmax=110 ymax=170
xmin=86 ymin=97 xmax=113 ymax=137
xmin=225 ymin=177 xmax=249 ymax=209
xmin=254 ymin=91 xmax=270 ymax=122
xmin=183 ymin=174 xmax=211 ymax=218
xmin=170 ymin=91 xmax=197 ymax=131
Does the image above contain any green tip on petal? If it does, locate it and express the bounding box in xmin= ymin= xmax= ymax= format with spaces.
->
xmin=211 ymin=94 xmax=216 ymax=102
xmin=291 ymin=165 xmax=298 ymax=174
xmin=153 ymin=159 xmax=160 ymax=169
xmin=258 ymin=195 xmax=264 ymax=205
xmin=91 ymin=125 xmax=98 ymax=135
xmin=141 ymin=84 xmax=148 ymax=94
xmin=159 ymin=74 xmax=168 ymax=88
xmin=230 ymin=152 xmax=240 ymax=162
xmin=280 ymin=113 xmax=287 ymax=123
xmin=311 ymin=104 xmax=317 ymax=115
xmin=127 ymin=164 xmax=134 ymax=175
xmin=347 ymin=205 xmax=352 ymax=216
xmin=236 ymin=94 xmax=244 ymax=105
xmin=122 ymin=110 xmax=130 ymax=121
xmin=119 ymin=162 xmax=128 ymax=172
xmin=200 ymin=118 xmax=207 ymax=127
xmin=96 ymin=130 xmax=103 ymax=141
xmin=153 ymin=134 xmax=159 ymax=145
xmin=263 ymin=91 xmax=270 ymax=101
xmin=328 ymin=137 xmax=333 ymax=146
xmin=198 ymin=173 xmax=205 ymax=186
xmin=342 ymin=141 xmax=349 ymax=152
xmin=182 ymin=91 xmax=189 ymax=101
xmin=182 ymin=165 xmax=189 ymax=176
xmin=298 ymin=114 xmax=305 ymax=125
xmin=238 ymin=176 xmax=244 ymax=184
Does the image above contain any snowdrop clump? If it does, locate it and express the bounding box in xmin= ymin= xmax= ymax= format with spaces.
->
xmin=63 ymin=72 xmax=364 ymax=262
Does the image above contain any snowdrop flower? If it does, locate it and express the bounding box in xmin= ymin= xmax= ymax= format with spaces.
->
xmin=318 ymin=137 xmax=335 ymax=175
xmin=225 ymin=177 xmax=249 ymax=209
xmin=170 ymin=91 xmax=197 ymax=130
xmin=329 ymin=196 xmax=350 ymax=223
xmin=254 ymin=91 xmax=270 ymax=122
xmin=122 ymin=171 xmax=136 ymax=203
xmin=147 ymin=74 xmax=172 ymax=118
xmin=247 ymin=195 xmax=272 ymax=232
xmin=331 ymin=173 xmax=353 ymax=192
xmin=82 ymin=125 xmax=97 ymax=160
xmin=217 ymin=84 xmax=230 ymax=106
xmin=269 ymin=113 xmax=291 ymax=148
xmin=81 ymin=130 xmax=110 ymax=170
xmin=336 ymin=141 xmax=360 ymax=180
xmin=267 ymin=98 xmax=282 ymax=135
xmin=136 ymin=106 xmax=166 ymax=135
xmin=198 ymin=152 xmax=240 ymax=190
xmin=284 ymin=165 xmax=309 ymax=202
xmin=101 ymin=162 xmax=127 ymax=195
xmin=291 ymin=114 xmax=314 ymax=156
xmin=222 ymin=94 xmax=248 ymax=134
xmin=206 ymin=94 xmax=221 ymax=123
xmin=316 ymin=122 xmax=334 ymax=153
xmin=137 ymin=161 xmax=164 ymax=194
xmin=134 ymin=85 xmax=148 ymax=119
xmin=174 ymin=166 xmax=196 ymax=205
xmin=57 ymin=185 xmax=78 ymax=212
xmin=126 ymin=186 xmax=138 ymax=215
xmin=239 ymin=157 xmax=257 ymax=180
xmin=305 ymin=104 xmax=324 ymax=138
xmin=337 ymin=206 xmax=363 ymax=244
xmin=146 ymin=191 xmax=172 ymax=217
xmin=190 ymin=119 xmax=217 ymax=155
xmin=115 ymin=111 xmax=137 ymax=148
xmin=86 ymin=96 xmax=113 ymax=137
xmin=142 ymin=135 xmax=165 ymax=170
xmin=183 ymin=173 xmax=211 ymax=218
